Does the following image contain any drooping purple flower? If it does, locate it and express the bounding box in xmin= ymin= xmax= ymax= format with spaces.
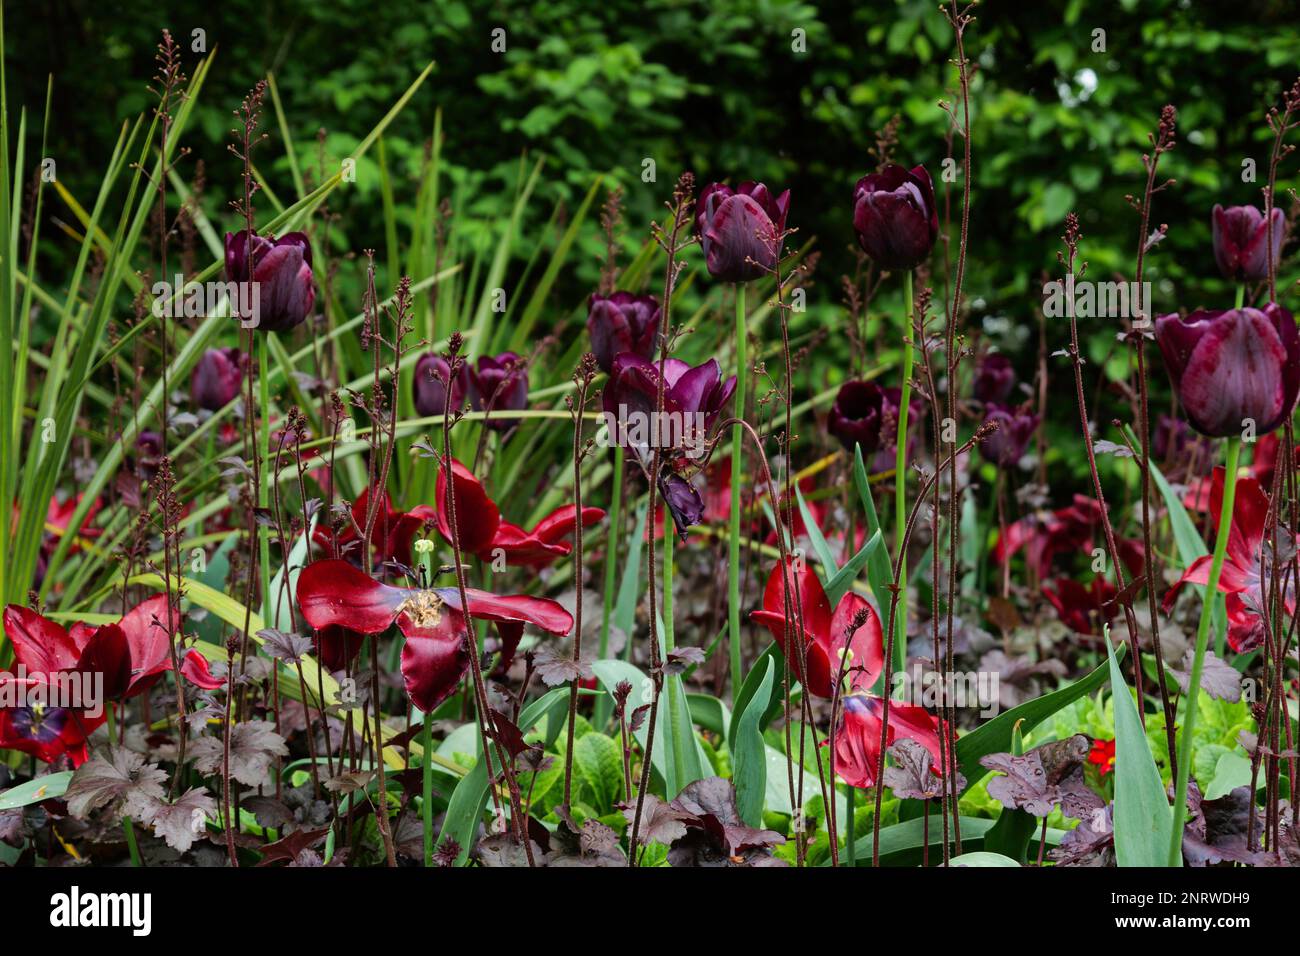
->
xmin=1212 ymin=204 xmax=1285 ymax=282
xmin=1155 ymin=304 xmax=1300 ymax=438
xmin=973 ymin=353 xmax=1016 ymax=405
xmin=413 ymin=352 xmax=470 ymax=418
xmin=587 ymin=292 xmax=661 ymax=373
xmin=695 ymin=182 xmax=790 ymax=283
xmin=979 ymin=403 xmax=1041 ymax=467
xmin=223 ymin=230 xmax=316 ymax=333
xmin=469 ymin=352 xmax=529 ymax=430
xmin=191 ymin=347 xmax=243 ymax=411
xmin=659 ymin=473 xmax=706 ymax=541
xmin=852 ymin=164 xmax=938 ymax=272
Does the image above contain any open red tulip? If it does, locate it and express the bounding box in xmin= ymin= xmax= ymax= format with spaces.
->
xmin=749 ymin=556 xmax=883 ymax=699
xmin=296 ymin=559 xmax=573 ymax=712
xmin=434 ymin=458 xmax=604 ymax=568
xmin=830 ymin=695 xmax=947 ymax=790
xmin=1163 ymin=466 xmax=1294 ymax=653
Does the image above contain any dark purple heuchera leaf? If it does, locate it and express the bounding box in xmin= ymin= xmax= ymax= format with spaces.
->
xmin=1168 ymin=648 xmax=1242 ymax=703
xmin=883 ymin=738 xmax=966 ymax=801
xmin=64 ymin=748 xmax=167 ymax=822
xmin=475 ymin=832 xmax=544 ymax=867
xmin=620 ymin=794 xmax=691 ymax=847
xmin=257 ymin=627 xmax=315 ymax=664
xmin=257 ymin=826 xmax=331 ymax=866
xmin=189 ymin=720 xmax=289 ymax=787
xmin=532 ymin=647 xmax=594 ymax=687
xmin=144 ymin=788 xmax=217 ymax=854
xmin=979 ymin=734 xmax=1103 ymax=820
xmin=545 ymin=807 xmax=626 ymax=867
xmin=663 ymin=645 xmax=706 ymax=676
xmin=664 ymin=776 xmax=788 ymax=867
xmin=1050 ymin=803 xmax=1115 ymax=867
xmin=1181 ymin=782 xmax=1272 ymax=867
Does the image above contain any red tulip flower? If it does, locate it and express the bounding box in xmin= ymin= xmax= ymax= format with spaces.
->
xmin=749 ymin=556 xmax=882 ymax=699
xmin=296 ymin=559 xmax=572 ymax=711
xmin=434 ymin=458 xmax=604 ymax=568
xmin=313 ymin=486 xmax=436 ymax=568
xmin=0 ymin=598 xmax=217 ymax=764
xmin=1163 ymin=466 xmax=1293 ymax=653
xmin=1155 ymin=304 xmax=1300 ymax=438
xmin=994 ymin=496 xmax=1143 ymax=581
xmin=831 ymin=694 xmax=948 ymax=791
xmin=1043 ymin=576 xmax=1118 ymax=636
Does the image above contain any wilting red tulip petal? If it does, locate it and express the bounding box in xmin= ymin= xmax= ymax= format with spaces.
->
xmin=435 ymin=458 xmax=501 ymax=555
xmin=827 ymin=591 xmax=884 ymax=694
xmin=440 ymin=587 xmax=573 ymax=636
xmin=831 ymin=696 xmax=944 ymax=790
xmin=181 ymin=650 xmax=225 ymax=689
xmin=3 ymin=605 xmax=80 ymax=675
xmin=530 ymin=505 xmax=606 ymax=546
xmin=397 ymin=608 xmax=470 ymax=713
xmin=118 ymin=595 xmax=175 ymax=694
xmin=297 ymin=559 xmax=404 ymax=634
xmin=750 ymin=558 xmax=834 ymax=696
xmin=488 ymin=521 xmax=571 ymax=566
xmin=315 ymin=625 xmax=366 ymax=672
xmin=73 ymin=624 xmax=132 ymax=700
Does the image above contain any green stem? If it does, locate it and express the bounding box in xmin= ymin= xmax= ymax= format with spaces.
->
xmin=258 ymin=334 xmax=272 ymax=616
xmin=845 ymin=784 xmax=857 ymax=866
xmin=1234 ymin=282 xmax=1246 ymax=310
xmin=663 ymin=514 xmax=684 ymax=796
xmin=1167 ymin=436 xmax=1241 ymax=866
xmin=595 ymin=444 xmax=623 ymax=730
xmin=892 ymin=270 xmax=914 ymax=687
xmin=728 ymin=283 xmax=748 ymax=701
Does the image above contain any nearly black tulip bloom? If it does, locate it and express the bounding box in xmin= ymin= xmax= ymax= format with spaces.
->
xmin=827 ymin=380 xmax=885 ymax=454
xmin=469 ymin=352 xmax=529 ymax=430
xmin=191 ymin=347 xmax=243 ymax=411
xmin=223 ymin=230 xmax=316 ymax=333
xmin=852 ymin=164 xmax=938 ymax=272
xmin=1212 ymin=204 xmax=1285 ymax=282
xmin=1155 ymin=304 xmax=1300 ymax=438
xmin=973 ymin=353 xmax=1016 ymax=405
xmin=695 ymin=182 xmax=790 ymax=283
xmin=587 ymin=292 xmax=661 ymax=373
xmin=979 ymin=403 xmax=1040 ymax=466
xmin=413 ymin=352 xmax=469 ymax=418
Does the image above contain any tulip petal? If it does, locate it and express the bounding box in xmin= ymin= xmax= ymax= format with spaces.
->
xmin=435 ymin=458 xmax=501 ymax=555
xmin=438 ymin=587 xmax=573 ymax=636
xmin=181 ymin=650 xmax=226 ymax=690
xmin=397 ymin=608 xmax=470 ymax=712
xmin=297 ymin=559 xmax=404 ymax=634
xmin=2 ymin=605 xmax=80 ymax=675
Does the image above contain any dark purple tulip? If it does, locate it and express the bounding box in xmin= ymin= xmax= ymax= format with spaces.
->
xmin=695 ymin=181 xmax=790 ymax=283
xmin=587 ymin=291 xmax=660 ymax=373
xmin=973 ymin=353 xmax=1016 ymax=405
xmin=1212 ymin=204 xmax=1285 ymax=282
xmin=852 ymin=164 xmax=938 ymax=272
xmin=603 ymin=354 xmax=736 ymax=471
xmin=827 ymin=380 xmax=886 ymax=454
xmin=223 ymin=230 xmax=316 ymax=333
xmin=413 ymin=352 xmax=469 ymax=417
xmin=469 ymin=352 xmax=529 ymax=430
xmin=979 ymin=403 xmax=1041 ymax=466
xmin=191 ymin=347 xmax=243 ymax=411
xmin=135 ymin=431 xmax=163 ymax=481
xmin=1155 ymin=304 xmax=1300 ymax=438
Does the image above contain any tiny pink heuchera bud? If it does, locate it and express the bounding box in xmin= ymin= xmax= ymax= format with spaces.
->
xmin=1155 ymin=303 xmax=1300 ymax=438
xmin=191 ymin=347 xmax=243 ymax=411
xmin=852 ymin=164 xmax=938 ymax=272
xmin=586 ymin=291 xmax=660 ymax=373
xmin=1211 ymin=204 xmax=1285 ymax=282
xmin=223 ymin=230 xmax=316 ymax=332
xmin=695 ymin=182 xmax=790 ymax=283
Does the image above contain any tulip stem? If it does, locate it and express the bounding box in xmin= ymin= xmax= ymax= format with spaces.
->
xmin=596 ymin=443 xmax=623 ymax=730
xmin=258 ymin=334 xmax=273 ymax=622
xmin=845 ymin=783 xmax=857 ymax=865
xmin=1167 ymin=435 xmax=1241 ymax=866
xmin=1235 ymin=282 xmax=1245 ymax=310
xmin=663 ymin=507 xmax=685 ymax=795
xmin=421 ymin=709 xmax=434 ymax=867
xmin=728 ymin=283 xmax=747 ymax=701
xmin=893 ymin=270 xmax=914 ymax=687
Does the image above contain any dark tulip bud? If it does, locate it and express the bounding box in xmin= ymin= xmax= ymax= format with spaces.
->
xmin=852 ymin=164 xmax=938 ymax=272
xmin=191 ymin=347 xmax=243 ymax=411
xmin=695 ymin=181 xmax=790 ymax=283
xmin=1211 ymin=204 xmax=1285 ymax=282
xmin=413 ymin=352 xmax=470 ymax=417
xmin=659 ymin=473 xmax=705 ymax=541
xmin=973 ymin=353 xmax=1016 ymax=405
xmin=470 ymin=352 xmax=529 ymax=430
xmin=1155 ymin=304 xmax=1300 ymax=438
xmin=827 ymin=380 xmax=885 ymax=454
xmin=587 ymin=291 xmax=660 ymax=373
xmin=979 ymin=403 xmax=1041 ymax=466
xmin=223 ymin=230 xmax=316 ymax=333
xmin=135 ymin=431 xmax=163 ymax=481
